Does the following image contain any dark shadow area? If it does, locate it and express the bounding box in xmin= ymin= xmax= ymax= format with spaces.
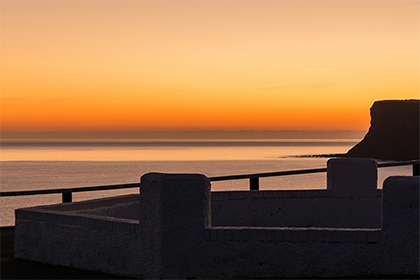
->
xmin=1 ymin=227 xmax=132 ymax=279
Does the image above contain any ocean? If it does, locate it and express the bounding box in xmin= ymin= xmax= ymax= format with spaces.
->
xmin=0 ymin=139 xmax=412 ymax=226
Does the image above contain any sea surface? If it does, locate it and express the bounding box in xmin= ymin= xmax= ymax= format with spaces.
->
xmin=0 ymin=139 xmax=412 ymax=226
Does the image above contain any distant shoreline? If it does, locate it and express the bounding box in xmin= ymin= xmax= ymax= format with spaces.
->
xmin=285 ymin=153 xmax=347 ymax=158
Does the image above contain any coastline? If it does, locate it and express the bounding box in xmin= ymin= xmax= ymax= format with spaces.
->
xmin=285 ymin=153 xmax=347 ymax=158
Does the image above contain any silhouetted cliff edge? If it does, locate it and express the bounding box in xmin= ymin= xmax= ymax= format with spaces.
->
xmin=346 ymin=100 xmax=419 ymax=160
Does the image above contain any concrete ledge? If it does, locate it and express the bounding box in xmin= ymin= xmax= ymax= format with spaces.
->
xmin=15 ymin=195 xmax=140 ymax=233
xmin=212 ymin=189 xmax=382 ymax=200
xmin=204 ymin=227 xmax=381 ymax=243
xmin=212 ymin=190 xmax=330 ymax=200
xmin=39 ymin=194 xmax=139 ymax=211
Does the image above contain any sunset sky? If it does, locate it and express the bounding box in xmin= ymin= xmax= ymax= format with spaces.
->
xmin=1 ymin=0 xmax=419 ymax=138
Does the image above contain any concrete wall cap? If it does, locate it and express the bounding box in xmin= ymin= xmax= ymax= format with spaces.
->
xmin=141 ymin=172 xmax=210 ymax=184
xmin=383 ymin=176 xmax=420 ymax=186
xmin=327 ymin=158 xmax=378 ymax=196
xmin=327 ymin=158 xmax=377 ymax=166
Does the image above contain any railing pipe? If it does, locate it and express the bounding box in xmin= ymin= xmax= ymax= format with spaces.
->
xmin=0 ymin=183 xmax=140 ymax=197
xmin=209 ymin=167 xmax=327 ymax=182
xmin=376 ymin=160 xmax=420 ymax=168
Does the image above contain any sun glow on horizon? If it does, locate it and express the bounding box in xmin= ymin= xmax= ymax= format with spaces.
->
xmin=1 ymin=0 xmax=419 ymax=135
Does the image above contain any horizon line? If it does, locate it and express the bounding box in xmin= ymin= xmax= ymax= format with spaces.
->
xmin=1 ymin=129 xmax=366 ymax=140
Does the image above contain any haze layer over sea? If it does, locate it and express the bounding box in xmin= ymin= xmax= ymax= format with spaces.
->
xmin=0 ymin=139 xmax=412 ymax=226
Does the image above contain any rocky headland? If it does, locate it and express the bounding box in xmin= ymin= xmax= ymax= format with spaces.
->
xmin=346 ymin=100 xmax=419 ymax=160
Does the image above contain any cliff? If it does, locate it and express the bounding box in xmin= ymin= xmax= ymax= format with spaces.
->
xmin=346 ymin=100 xmax=419 ymax=160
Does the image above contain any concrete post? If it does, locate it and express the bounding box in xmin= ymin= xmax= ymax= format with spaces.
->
xmin=139 ymin=173 xmax=211 ymax=279
xmin=413 ymin=163 xmax=419 ymax=176
xmin=381 ymin=176 xmax=419 ymax=274
xmin=327 ymin=158 xmax=377 ymax=197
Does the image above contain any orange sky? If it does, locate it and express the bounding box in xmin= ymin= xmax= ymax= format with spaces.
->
xmin=1 ymin=0 xmax=419 ymax=135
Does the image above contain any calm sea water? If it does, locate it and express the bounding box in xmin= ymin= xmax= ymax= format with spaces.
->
xmin=0 ymin=139 xmax=411 ymax=225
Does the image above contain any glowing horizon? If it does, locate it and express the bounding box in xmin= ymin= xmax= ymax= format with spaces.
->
xmin=1 ymin=0 xmax=419 ymax=135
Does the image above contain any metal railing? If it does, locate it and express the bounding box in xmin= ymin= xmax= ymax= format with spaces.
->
xmin=0 ymin=183 xmax=140 ymax=203
xmin=0 ymin=160 xmax=418 ymax=203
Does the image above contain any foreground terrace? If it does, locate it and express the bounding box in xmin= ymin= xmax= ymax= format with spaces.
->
xmin=1 ymin=158 xmax=419 ymax=278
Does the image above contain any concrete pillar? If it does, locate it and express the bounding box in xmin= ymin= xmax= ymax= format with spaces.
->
xmin=381 ymin=176 xmax=419 ymax=274
xmin=139 ymin=173 xmax=211 ymax=279
xmin=327 ymin=158 xmax=377 ymax=197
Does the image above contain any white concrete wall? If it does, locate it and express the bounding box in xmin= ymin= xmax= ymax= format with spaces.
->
xmin=14 ymin=219 xmax=141 ymax=277
xmin=135 ymin=169 xmax=417 ymax=278
xmin=14 ymin=159 xmax=419 ymax=278
xmin=152 ymin=173 xmax=418 ymax=279
xmin=212 ymin=190 xmax=381 ymax=228
xmin=212 ymin=158 xmax=381 ymax=228
xmin=14 ymin=195 xmax=142 ymax=278
xmin=80 ymin=201 xmax=140 ymax=220
xmin=197 ymin=229 xmax=385 ymax=278
xmin=380 ymin=176 xmax=420 ymax=275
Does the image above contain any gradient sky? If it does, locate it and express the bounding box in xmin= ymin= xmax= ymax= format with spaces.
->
xmin=1 ymin=0 xmax=419 ymax=135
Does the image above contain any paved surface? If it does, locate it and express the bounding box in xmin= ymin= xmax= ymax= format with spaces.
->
xmin=1 ymin=227 xmax=131 ymax=279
